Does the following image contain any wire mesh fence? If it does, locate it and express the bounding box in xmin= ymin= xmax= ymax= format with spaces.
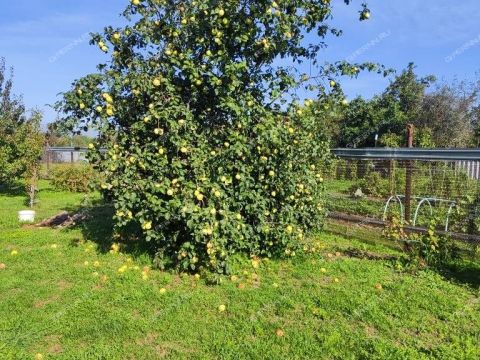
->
xmin=39 ymin=146 xmax=480 ymax=247
xmin=324 ymin=148 xmax=480 ymax=244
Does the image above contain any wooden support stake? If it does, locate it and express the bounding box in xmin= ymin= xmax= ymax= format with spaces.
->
xmin=404 ymin=124 xmax=414 ymax=223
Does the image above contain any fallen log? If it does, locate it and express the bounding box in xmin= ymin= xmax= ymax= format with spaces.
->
xmin=35 ymin=211 xmax=88 ymax=228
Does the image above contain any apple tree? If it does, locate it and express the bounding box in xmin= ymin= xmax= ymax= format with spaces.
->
xmin=57 ymin=0 xmax=383 ymax=274
xmin=0 ymin=59 xmax=44 ymax=188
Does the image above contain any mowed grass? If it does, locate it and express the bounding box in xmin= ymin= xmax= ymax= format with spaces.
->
xmin=1 ymin=182 xmax=479 ymax=359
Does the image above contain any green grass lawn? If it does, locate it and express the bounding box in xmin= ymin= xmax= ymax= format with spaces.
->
xmin=1 ymin=182 xmax=479 ymax=359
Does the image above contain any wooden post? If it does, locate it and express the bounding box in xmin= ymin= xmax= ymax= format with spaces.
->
xmin=404 ymin=124 xmax=414 ymax=223
xmin=46 ymin=149 xmax=50 ymax=174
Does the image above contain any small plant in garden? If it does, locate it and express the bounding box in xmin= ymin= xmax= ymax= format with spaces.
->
xmin=56 ymin=0 xmax=385 ymax=274
xmin=384 ymin=216 xmax=459 ymax=268
xmin=411 ymin=220 xmax=459 ymax=267
xmin=383 ymin=215 xmax=407 ymax=244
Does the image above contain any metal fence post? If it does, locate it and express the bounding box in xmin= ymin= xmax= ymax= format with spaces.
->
xmin=404 ymin=124 xmax=414 ymax=223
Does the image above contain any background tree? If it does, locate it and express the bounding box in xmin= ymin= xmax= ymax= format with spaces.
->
xmin=46 ymin=122 xmax=94 ymax=148
xmin=334 ymin=64 xmax=480 ymax=148
xmin=0 ymin=58 xmax=45 ymax=187
xmin=334 ymin=64 xmax=434 ymax=148
xmin=418 ymin=79 xmax=479 ymax=147
xmin=337 ymin=96 xmax=384 ymax=147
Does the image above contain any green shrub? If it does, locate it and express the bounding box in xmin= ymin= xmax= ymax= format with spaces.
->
xmin=55 ymin=0 xmax=378 ymax=274
xmin=410 ymin=220 xmax=459 ymax=267
xmin=384 ymin=217 xmax=459 ymax=268
xmin=51 ymin=165 xmax=98 ymax=193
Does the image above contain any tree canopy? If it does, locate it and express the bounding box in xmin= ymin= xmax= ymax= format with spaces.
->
xmin=56 ymin=0 xmax=383 ymax=275
xmin=0 ymin=58 xmax=44 ymax=186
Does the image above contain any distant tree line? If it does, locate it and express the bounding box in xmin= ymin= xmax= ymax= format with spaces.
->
xmin=318 ymin=63 xmax=480 ymax=148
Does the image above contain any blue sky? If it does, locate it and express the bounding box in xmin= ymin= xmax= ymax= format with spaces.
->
xmin=1 ymin=0 xmax=479 ymax=128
